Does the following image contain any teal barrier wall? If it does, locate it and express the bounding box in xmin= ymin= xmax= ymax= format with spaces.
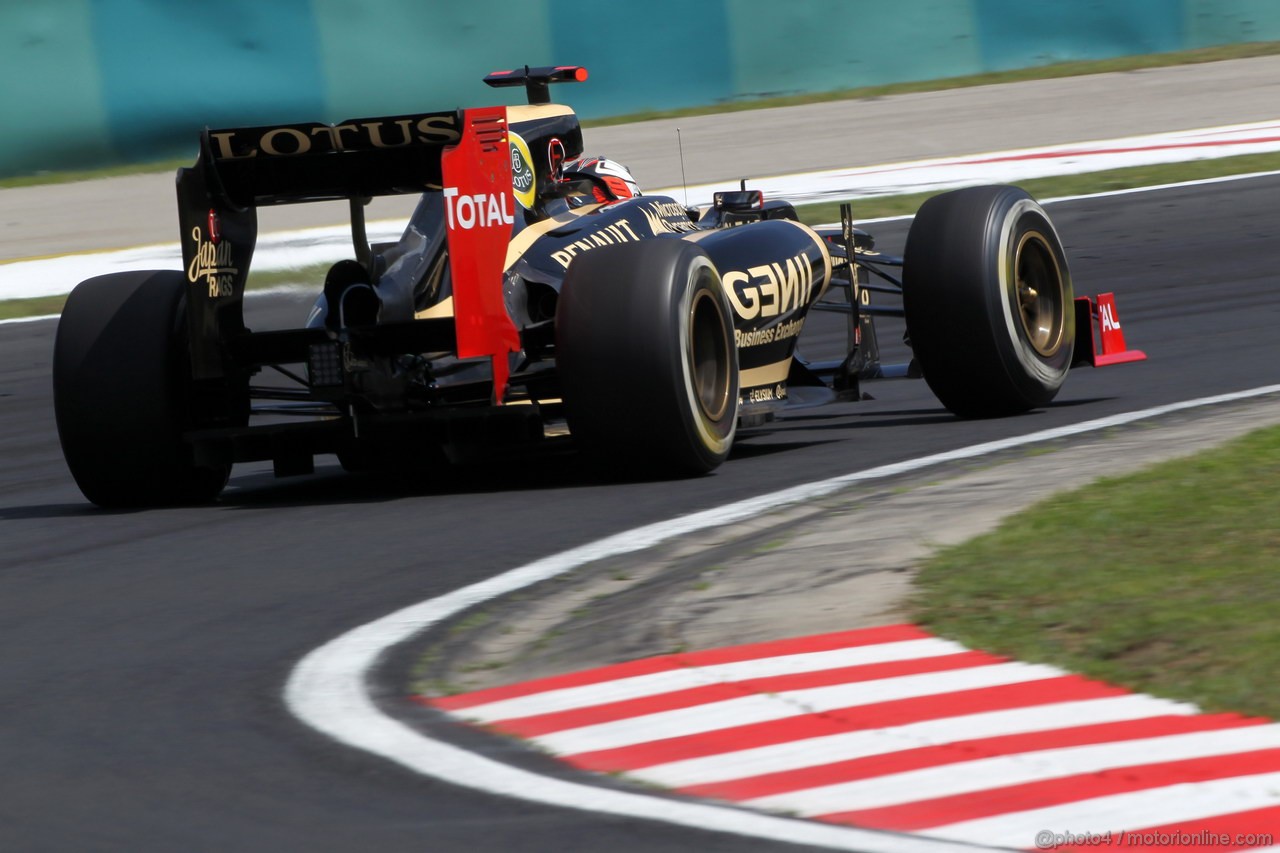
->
xmin=2 ymin=0 xmax=1279 ymax=177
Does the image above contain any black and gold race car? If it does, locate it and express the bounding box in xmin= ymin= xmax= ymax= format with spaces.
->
xmin=52 ymin=65 xmax=1144 ymax=507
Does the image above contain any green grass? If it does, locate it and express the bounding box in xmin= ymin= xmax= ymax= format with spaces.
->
xmin=795 ymin=150 xmax=1280 ymax=225
xmin=586 ymin=41 xmax=1280 ymax=127
xmin=0 ymin=262 xmax=330 ymax=321
xmin=912 ymin=425 xmax=1280 ymax=719
xmin=244 ymin=262 xmax=331 ymax=290
xmin=0 ymin=157 xmax=189 ymax=190
xmin=0 ymin=294 xmax=69 ymax=321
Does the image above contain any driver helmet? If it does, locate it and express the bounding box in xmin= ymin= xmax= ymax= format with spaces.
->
xmin=560 ymin=156 xmax=640 ymax=203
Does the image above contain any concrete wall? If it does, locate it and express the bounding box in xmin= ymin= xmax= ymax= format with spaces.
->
xmin=2 ymin=0 xmax=1278 ymax=177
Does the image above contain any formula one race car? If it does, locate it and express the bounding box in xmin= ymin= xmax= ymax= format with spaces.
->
xmin=52 ymin=65 xmax=1144 ymax=507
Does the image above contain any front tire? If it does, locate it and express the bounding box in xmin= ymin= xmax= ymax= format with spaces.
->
xmin=903 ymin=185 xmax=1074 ymax=417
xmin=556 ymin=239 xmax=739 ymax=476
xmin=53 ymin=271 xmax=245 ymax=507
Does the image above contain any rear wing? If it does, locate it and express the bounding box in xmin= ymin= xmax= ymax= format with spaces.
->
xmin=175 ymin=110 xmax=465 ymax=379
xmin=183 ymin=62 xmax=588 ymax=212
xmin=177 ymin=108 xmax=521 ymax=395
xmin=184 ymin=110 xmax=463 ymax=209
xmin=176 ymin=66 xmax=589 ymax=397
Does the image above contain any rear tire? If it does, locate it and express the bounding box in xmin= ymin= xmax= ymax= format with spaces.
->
xmin=556 ymin=239 xmax=738 ymax=476
xmin=903 ymin=185 xmax=1074 ymax=417
xmin=53 ymin=271 xmax=245 ymax=507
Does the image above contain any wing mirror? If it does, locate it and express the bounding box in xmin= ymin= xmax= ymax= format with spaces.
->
xmin=713 ymin=189 xmax=764 ymax=212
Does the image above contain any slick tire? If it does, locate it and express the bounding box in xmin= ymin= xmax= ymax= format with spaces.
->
xmin=556 ymin=239 xmax=739 ymax=476
xmin=53 ymin=271 xmax=245 ymax=507
xmin=903 ymin=185 xmax=1074 ymax=417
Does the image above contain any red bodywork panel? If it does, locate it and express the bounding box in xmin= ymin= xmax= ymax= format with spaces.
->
xmin=1073 ymin=293 xmax=1147 ymax=367
xmin=441 ymin=107 xmax=521 ymax=403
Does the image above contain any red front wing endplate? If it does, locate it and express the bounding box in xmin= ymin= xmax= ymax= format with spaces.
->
xmin=1074 ymin=292 xmax=1147 ymax=367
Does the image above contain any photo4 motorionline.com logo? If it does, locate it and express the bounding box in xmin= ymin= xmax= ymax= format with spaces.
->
xmin=1035 ymin=829 xmax=1274 ymax=848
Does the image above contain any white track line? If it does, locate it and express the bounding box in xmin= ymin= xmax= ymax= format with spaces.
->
xmin=0 ymin=283 xmax=316 ymax=327
xmin=656 ymin=120 xmax=1280 ymax=204
xmin=10 ymin=167 xmax=1268 ymax=327
xmin=285 ymin=382 xmax=1280 ymax=853
xmin=0 ymin=313 xmax=60 ymax=326
xmin=7 ymin=168 xmax=1276 ymax=328
xmin=6 ymin=132 xmax=1280 ymax=301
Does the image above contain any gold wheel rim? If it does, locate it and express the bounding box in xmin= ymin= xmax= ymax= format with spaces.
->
xmin=688 ymin=283 xmax=732 ymax=422
xmin=1015 ymin=231 xmax=1066 ymax=358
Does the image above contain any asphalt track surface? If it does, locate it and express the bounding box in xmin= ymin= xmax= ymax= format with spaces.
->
xmin=1 ymin=169 xmax=1279 ymax=851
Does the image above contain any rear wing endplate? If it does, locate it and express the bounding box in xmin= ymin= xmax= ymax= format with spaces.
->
xmin=442 ymin=107 xmax=521 ymax=403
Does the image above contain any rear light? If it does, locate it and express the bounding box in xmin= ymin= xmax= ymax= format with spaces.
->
xmin=308 ymin=342 xmax=343 ymax=387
